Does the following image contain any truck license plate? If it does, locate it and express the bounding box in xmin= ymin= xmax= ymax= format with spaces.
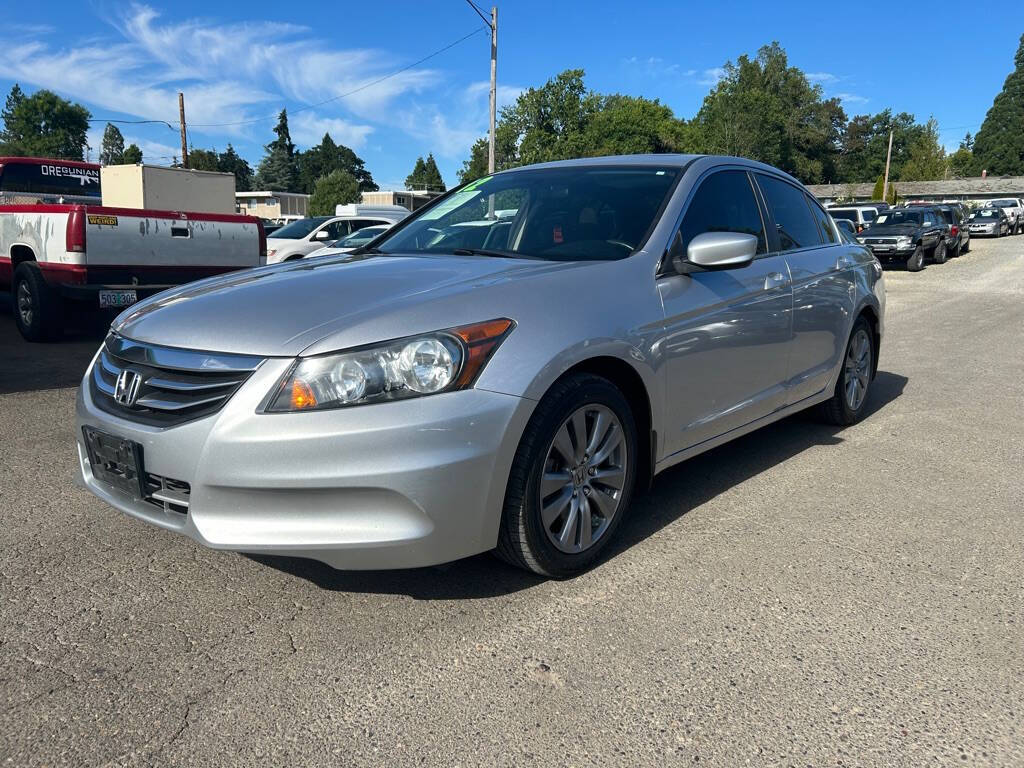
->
xmin=99 ymin=290 xmax=138 ymax=308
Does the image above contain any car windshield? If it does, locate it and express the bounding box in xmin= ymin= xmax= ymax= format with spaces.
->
xmin=375 ymin=166 xmax=680 ymax=261
xmin=335 ymin=226 xmax=388 ymax=247
xmin=270 ymin=217 xmax=330 ymax=239
xmin=875 ymin=210 xmax=922 ymax=226
xmin=829 ymin=209 xmax=857 ymax=221
xmin=989 ymin=199 xmax=1016 ymax=207
xmin=973 ymin=210 xmax=999 ymax=219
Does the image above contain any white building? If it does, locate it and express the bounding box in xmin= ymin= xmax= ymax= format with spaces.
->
xmin=235 ymin=191 xmax=310 ymax=220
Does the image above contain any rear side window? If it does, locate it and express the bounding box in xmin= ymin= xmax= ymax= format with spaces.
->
xmin=829 ymin=209 xmax=857 ymax=222
xmin=756 ymin=174 xmax=823 ymax=251
xmin=677 ymin=170 xmax=767 ymax=255
xmin=862 ymin=209 xmax=877 ymax=222
xmin=805 ymin=194 xmax=836 ymax=243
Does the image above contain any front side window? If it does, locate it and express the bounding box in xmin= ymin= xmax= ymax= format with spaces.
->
xmin=376 ymin=166 xmax=679 ymax=261
xmin=270 ymin=217 xmax=330 ymax=239
xmin=676 ymin=170 xmax=767 ymax=255
xmin=806 ymin=194 xmax=837 ymax=243
xmin=861 ymin=209 xmax=877 ymax=222
xmin=756 ymin=174 xmax=823 ymax=251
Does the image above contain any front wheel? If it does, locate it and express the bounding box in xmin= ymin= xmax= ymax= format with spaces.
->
xmin=932 ymin=240 xmax=948 ymax=264
xmin=906 ymin=246 xmax=924 ymax=272
xmin=818 ymin=317 xmax=874 ymax=426
xmin=496 ymin=373 xmax=638 ymax=577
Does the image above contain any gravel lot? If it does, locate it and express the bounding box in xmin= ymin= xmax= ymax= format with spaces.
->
xmin=2 ymin=235 xmax=1022 ymax=767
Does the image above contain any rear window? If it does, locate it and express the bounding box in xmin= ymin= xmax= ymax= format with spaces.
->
xmin=829 ymin=209 xmax=857 ymax=222
xmin=0 ymin=161 xmax=101 ymax=198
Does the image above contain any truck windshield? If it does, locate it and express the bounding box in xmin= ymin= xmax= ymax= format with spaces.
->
xmin=375 ymin=166 xmax=679 ymax=261
xmin=270 ymin=217 xmax=330 ymax=239
xmin=875 ymin=211 xmax=922 ymax=226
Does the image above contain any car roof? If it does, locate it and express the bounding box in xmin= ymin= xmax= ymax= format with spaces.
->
xmin=501 ymin=153 xmax=804 ymax=186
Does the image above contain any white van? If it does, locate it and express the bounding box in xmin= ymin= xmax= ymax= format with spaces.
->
xmin=827 ymin=204 xmax=880 ymax=233
xmin=265 ymin=204 xmax=409 ymax=264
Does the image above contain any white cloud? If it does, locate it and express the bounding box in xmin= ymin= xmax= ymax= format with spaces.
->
xmin=806 ymin=72 xmax=838 ymax=83
xmin=698 ymin=67 xmax=727 ymax=86
xmin=289 ymin=112 xmax=374 ymax=149
xmin=834 ymin=92 xmax=868 ymax=104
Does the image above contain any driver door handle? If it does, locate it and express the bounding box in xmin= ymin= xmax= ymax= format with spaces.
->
xmin=764 ymin=272 xmax=789 ymax=290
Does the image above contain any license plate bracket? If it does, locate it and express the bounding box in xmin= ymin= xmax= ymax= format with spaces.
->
xmin=99 ymin=289 xmax=138 ymax=309
xmin=82 ymin=426 xmax=145 ymax=498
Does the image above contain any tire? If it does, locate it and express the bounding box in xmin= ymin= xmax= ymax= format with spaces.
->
xmin=932 ymin=240 xmax=948 ymax=264
xmin=950 ymin=240 xmax=961 ymax=259
xmin=818 ymin=317 xmax=874 ymax=426
xmin=962 ymin=238 xmax=970 ymax=254
xmin=11 ymin=262 xmax=64 ymax=342
xmin=496 ymin=373 xmax=638 ymax=578
xmin=906 ymin=245 xmax=924 ymax=272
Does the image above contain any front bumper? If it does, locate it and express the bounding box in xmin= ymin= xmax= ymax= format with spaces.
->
xmin=75 ymin=352 xmax=534 ymax=569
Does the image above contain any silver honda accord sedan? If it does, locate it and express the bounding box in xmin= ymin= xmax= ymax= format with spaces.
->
xmin=75 ymin=154 xmax=885 ymax=577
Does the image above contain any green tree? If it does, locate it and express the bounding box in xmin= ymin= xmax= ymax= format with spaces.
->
xmin=217 ymin=144 xmax=252 ymax=192
xmin=405 ymin=153 xmax=445 ymax=191
xmin=458 ymin=137 xmax=491 ymax=184
xmin=973 ymin=33 xmax=1024 ymax=175
xmin=99 ymin=123 xmax=125 ymax=165
xmin=0 ymin=88 xmax=90 ymax=159
xmin=308 ymin=170 xmax=361 ymax=215
xmin=255 ymin=109 xmax=299 ymax=191
xmin=582 ymin=94 xmax=695 ymax=156
xmin=899 ymin=118 xmax=946 ymax=181
xmin=837 ymin=110 xmax=924 ymax=183
xmin=0 ymin=83 xmax=26 ymax=151
xmin=691 ymin=43 xmax=846 ymax=183
xmin=122 ymin=143 xmax=143 ymax=164
xmin=870 ymin=174 xmax=898 ymax=205
xmin=188 ymin=147 xmax=220 ymax=172
xmin=297 ymin=133 xmax=376 ymax=194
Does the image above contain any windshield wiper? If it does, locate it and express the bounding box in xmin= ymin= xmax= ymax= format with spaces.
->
xmin=450 ymin=248 xmax=540 ymax=260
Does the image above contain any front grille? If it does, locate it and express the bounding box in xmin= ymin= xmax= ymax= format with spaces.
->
xmin=865 ymin=238 xmax=897 ymax=245
xmin=143 ymin=473 xmax=191 ymax=515
xmin=89 ymin=334 xmax=264 ymax=427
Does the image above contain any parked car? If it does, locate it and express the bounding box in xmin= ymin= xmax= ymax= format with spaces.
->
xmin=985 ymin=198 xmax=1023 ymax=234
xmin=75 ymin=154 xmax=885 ymax=577
xmin=967 ymin=207 xmax=1011 ymax=237
xmin=306 ymin=224 xmax=393 ymax=257
xmin=857 ymin=207 xmax=946 ymax=271
xmin=1 ymin=204 xmax=265 ymax=341
xmin=933 ymin=204 xmax=970 ymax=257
xmin=261 ymin=219 xmax=283 ymax=236
xmin=265 ymin=204 xmax=409 ymax=263
xmin=832 ymin=217 xmax=858 ymax=237
xmin=826 ymin=204 xmax=880 ymax=233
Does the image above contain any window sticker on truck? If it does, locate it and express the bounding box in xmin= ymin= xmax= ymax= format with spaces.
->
xmin=87 ymin=215 xmax=118 ymax=226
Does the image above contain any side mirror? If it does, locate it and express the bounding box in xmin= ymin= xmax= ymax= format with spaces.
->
xmin=313 ymin=229 xmax=331 ymax=241
xmin=671 ymin=231 xmax=758 ymax=274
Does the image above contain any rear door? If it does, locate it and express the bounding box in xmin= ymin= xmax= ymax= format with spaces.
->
xmin=658 ymin=168 xmax=793 ymax=454
xmin=754 ymin=174 xmax=853 ymax=406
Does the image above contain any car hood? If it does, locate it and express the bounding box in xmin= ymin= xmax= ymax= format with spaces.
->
xmin=864 ymin=224 xmax=920 ymax=237
xmin=113 ymin=253 xmax=587 ymax=357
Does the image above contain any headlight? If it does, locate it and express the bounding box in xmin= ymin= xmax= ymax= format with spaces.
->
xmin=265 ymin=318 xmax=514 ymax=412
xmin=896 ymin=236 xmax=913 ymax=247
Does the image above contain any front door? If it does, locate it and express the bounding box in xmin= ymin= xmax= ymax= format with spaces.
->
xmin=658 ymin=169 xmax=793 ymax=456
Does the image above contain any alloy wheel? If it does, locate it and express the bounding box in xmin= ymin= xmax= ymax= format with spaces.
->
xmin=844 ymin=329 xmax=871 ymax=411
xmin=539 ymin=404 xmax=627 ymax=554
xmin=16 ymin=281 xmax=33 ymax=327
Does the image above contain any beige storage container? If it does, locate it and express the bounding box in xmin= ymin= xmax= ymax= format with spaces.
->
xmin=100 ymin=164 xmax=236 ymax=214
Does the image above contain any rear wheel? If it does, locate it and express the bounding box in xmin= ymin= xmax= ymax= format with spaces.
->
xmin=12 ymin=262 xmax=64 ymax=342
xmin=962 ymin=238 xmax=970 ymax=254
xmin=931 ymin=240 xmax=947 ymax=264
xmin=906 ymin=245 xmax=924 ymax=272
xmin=496 ymin=373 xmax=638 ymax=577
xmin=950 ymin=240 xmax=961 ymax=258
xmin=818 ymin=317 xmax=874 ymax=426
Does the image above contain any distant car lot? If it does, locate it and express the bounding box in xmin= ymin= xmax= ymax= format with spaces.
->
xmin=1 ymin=234 xmax=1022 ymax=765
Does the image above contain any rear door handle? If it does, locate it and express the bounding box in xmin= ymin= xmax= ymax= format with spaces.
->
xmin=764 ymin=272 xmax=788 ymax=290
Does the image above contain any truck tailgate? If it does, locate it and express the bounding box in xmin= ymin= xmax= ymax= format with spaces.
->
xmin=83 ymin=207 xmax=261 ymax=269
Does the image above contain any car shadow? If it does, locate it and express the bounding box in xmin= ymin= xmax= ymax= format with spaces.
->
xmin=251 ymin=370 xmax=909 ymax=599
xmin=0 ymin=293 xmax=110 ymax=395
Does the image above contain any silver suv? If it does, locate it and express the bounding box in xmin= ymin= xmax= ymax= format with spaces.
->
xmin=75 ymin=155 xmax=885 ymax=577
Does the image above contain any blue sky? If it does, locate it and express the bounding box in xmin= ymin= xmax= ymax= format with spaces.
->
xmin=1 ymin=2 xmax=1018 ymax=189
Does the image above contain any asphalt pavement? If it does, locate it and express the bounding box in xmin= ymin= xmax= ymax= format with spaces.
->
xmin=1 ymin=236 xmax=1022 ymax=767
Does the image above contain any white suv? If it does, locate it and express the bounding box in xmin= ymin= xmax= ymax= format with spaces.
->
xmin=826 ymin=205 xmax=880 ymax=234
xmin=265 ymin=205 xmax=409 ymax=264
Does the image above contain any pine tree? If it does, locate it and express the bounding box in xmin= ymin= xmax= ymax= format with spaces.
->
xmin=255 ymin=110 xmax=299 ymax=191
xmin=297 ymin=133 xmax=376 ymax=194
xmin=1 ymin=83 xmax=26 ymax=149
xmin=122 ymin=144 xmax=143 ymax=164
xmin=308 ymin=170 xmax=361 ymax=216
xmin=405 ymin=156 xmax=428 ymax=189
xmin=217 ymin=144 xmax=253 ymax=192
xmin=99 ymin=123 xmax=125 ymax=165
xmin=973 ymin=33 xmax=1024 ymax=176
xmin=421 ymin=153 xmax=446 ymax=192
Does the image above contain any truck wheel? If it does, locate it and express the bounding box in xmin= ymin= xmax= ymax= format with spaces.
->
xmin=906 ymin=246 xmax=924 ymax=272
xmin=949 ymin=240 xmax=961 ymax=258
xmin=932 ymin=240 xmax=948 ymax=264
xmin=12 ymin=262 xmax=64 ymax=342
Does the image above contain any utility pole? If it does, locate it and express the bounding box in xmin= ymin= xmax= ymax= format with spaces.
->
xmin=178 ymin=92 xmax=189 ymax=169
xmin=882 ymin=129 xmax=893 ymax=203
xmin=465 ymin=1 xmax=498 ymax=173
xmin=488 ymin=6 xmax=497 ymax=174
